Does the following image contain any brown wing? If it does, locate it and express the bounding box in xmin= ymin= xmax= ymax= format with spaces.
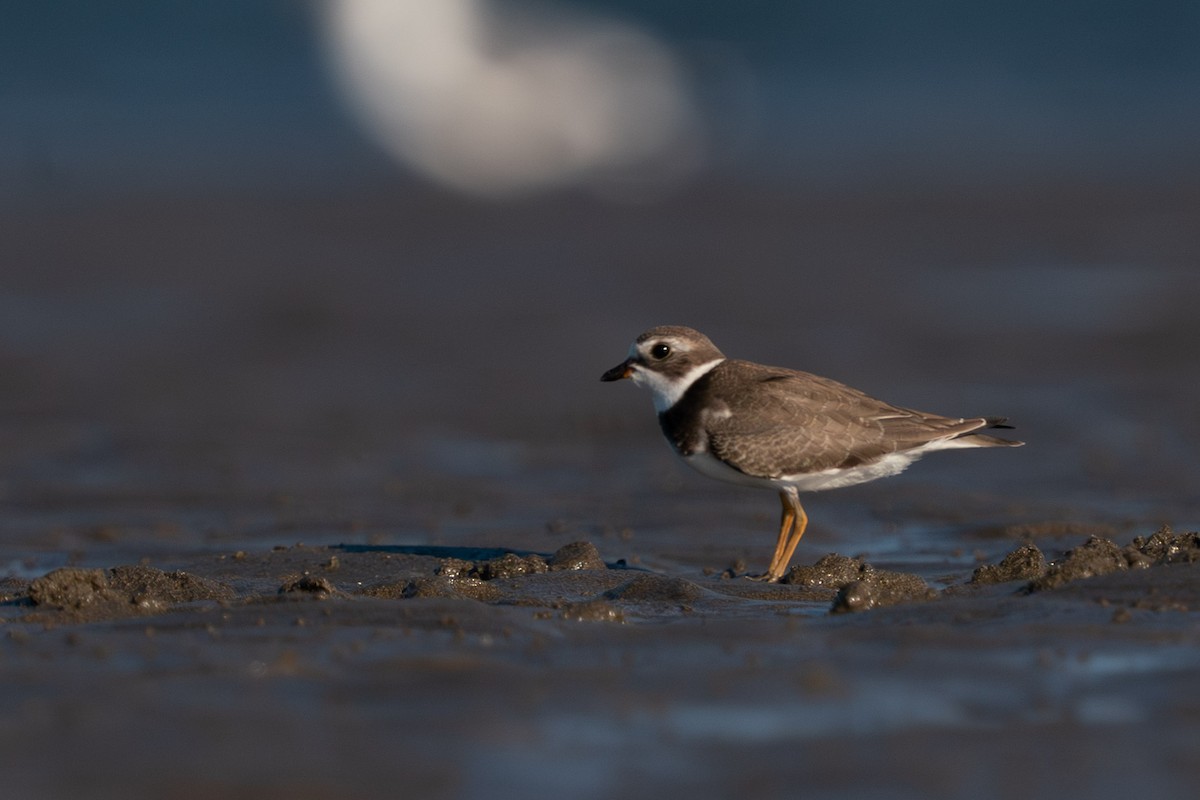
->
xmin=702 ymin=361 xmax=990 ymax=478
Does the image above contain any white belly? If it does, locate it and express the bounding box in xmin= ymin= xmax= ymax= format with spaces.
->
xmin=682 ymin=451 xmax=781 ymax=490
xmin=682 ymin=448 xmax=927 ymax=493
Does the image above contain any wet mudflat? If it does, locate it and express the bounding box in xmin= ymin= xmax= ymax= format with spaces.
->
xmin=3 ymin=178 xmax=1200 ymax=799
xmin=4 ymin=527 xmax=1200 ymax=799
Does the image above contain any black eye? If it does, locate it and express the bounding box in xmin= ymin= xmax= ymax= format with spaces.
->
xmin=650 ymin=343 xmax=671 ymax=359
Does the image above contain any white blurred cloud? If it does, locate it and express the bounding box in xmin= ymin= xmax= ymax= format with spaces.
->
xmin=319 ymin=0 xmax=704 ymax=198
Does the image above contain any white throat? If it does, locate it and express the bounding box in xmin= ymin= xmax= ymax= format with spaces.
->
xmin=633 ymin=358 xmax=724 ymax=412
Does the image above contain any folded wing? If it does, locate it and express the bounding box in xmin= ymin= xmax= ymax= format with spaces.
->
xmin=704 ymin=362 xmax=1021 ymax=478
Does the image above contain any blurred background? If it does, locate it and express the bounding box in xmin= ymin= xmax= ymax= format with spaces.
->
xmin=2 ymin=0 xmax=1199 ymax=561
xmin=6 ymin=7 xmax=1200 ymax=799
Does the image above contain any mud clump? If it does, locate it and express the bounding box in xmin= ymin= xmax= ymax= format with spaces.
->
xmin=1026 ymin=536 xmax=1125 ymax=592
xmin=476 ymin=553 xmax=550 ymax=580
xmin=547 ymin=541 xmax=606 ymax=571
xmin=782 ymin=554 xmax=868 ymax=589
xmin=28 ymin=565 xmax=233 ymax=620
xmin=434 ymin=553 xmax=546 ymax=582
xmin=434 ymin=541 xmax=605 ymax=583
xmin=603 ymin=574 xmax=705 ymax=604
xmin=28 ymin=568 xmax=116 ymax=609
xmin=1023 ymin=527 xmax=1200 ymax=592
xmin=780 ymin=554 xmax=935 ymax=613
xmin=363 ymin=542 xmax=608 ymax=604
xmin=108 ymin=565 xmax=234 ymax=605
xmin=831 ymin=573 xmax=937 ymax=614
xmin=971 ymin=543 xmax=1047 ymax=585
xmin=279 ymin=575 xmax=341 ymax=597
xmin=393 ymin=577 xmax=505 ymax=603
xmin=1123 ymin=526 xmax=1200 ymax=566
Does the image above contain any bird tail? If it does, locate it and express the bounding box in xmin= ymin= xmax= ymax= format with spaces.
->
xmin=955 ymin=417 xmax=1024 ymax=447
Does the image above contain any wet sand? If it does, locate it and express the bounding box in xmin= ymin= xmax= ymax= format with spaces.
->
xmin=3 ymin=178 xmax=1200 ymax=798
xmin=4 ymin=529 xmax=1200 ymax=799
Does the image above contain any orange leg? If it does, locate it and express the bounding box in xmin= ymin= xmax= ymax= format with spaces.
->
xmin=765 ymin=491 xmax=796 ymax=578
xmin=765 ymin=489 xmax=808 ymax=582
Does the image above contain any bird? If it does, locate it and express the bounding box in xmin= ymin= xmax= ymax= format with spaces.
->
xmin=600 ymin=325 xmax=1023 ymax=581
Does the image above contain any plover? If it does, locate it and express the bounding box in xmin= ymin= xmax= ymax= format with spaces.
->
xmin=601 ymin=325 xmax=1023 ymax=581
